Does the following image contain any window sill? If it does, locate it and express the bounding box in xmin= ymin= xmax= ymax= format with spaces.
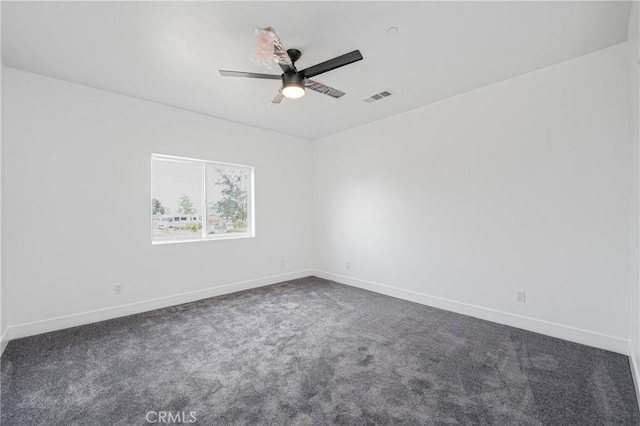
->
xmin=152 ymin=233 xmax=255 ymax=245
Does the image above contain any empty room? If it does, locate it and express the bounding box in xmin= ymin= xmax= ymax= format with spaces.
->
xmin=1 ymin=1 xmax=640 ymax=424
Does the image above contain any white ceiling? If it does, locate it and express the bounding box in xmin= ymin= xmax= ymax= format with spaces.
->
xmin=2 ymin=1 xmax=632 ymax=140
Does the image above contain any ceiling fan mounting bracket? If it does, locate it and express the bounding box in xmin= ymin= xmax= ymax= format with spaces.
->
xmin=287 ymin=49 xmax=302 ymax=63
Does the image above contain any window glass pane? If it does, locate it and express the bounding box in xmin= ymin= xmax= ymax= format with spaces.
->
xmin=206 ymin=165 xmax=250 ymax=236
xmin=151 ymin=154 xmax=253 ymax=244
xmin=152 ymin=159 xmax=203 ymax=242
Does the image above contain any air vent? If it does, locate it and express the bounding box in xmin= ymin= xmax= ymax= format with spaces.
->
xmin=363 ymin=90 xmax=393 ymax=103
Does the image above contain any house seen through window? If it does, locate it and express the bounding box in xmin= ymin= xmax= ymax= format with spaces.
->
xmin=151 ymin=154 xmax=254 ymax=243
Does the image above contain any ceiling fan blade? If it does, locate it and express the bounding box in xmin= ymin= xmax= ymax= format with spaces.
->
xmin=269 ymin=89 xmax=285 ymax=106
xmin=305 ymin=80 xmax=345 ymax=99
xmin=300 ymin=50 xmax=363 ymax=78
xmin=268 ymin=28 xmax=295 ymax=73
xmin=219 ymin=70 xmax=281 ymax=80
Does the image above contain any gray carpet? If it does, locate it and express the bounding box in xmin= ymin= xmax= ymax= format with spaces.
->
xmin=1 ymin=276 xmax=638 ymax=425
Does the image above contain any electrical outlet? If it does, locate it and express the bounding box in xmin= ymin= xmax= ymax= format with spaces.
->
xmin=346 ymin=262 xmax=351 ymax=270
xmin=516 ymin=290 xmax=526 ymax=302
xmin=114 ymin=283 xmax=123 ymax=295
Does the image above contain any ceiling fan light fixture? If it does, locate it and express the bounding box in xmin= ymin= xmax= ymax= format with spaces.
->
xmin=282 ymin=83 xmax=305 ymax=99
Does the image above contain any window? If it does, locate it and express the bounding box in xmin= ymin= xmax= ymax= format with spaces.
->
xmin=151 ymin=154 xmax=254 ymax=244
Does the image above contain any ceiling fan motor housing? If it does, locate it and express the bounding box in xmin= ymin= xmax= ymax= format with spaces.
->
xmin=282 ymin=72 xmax=305 ymax=90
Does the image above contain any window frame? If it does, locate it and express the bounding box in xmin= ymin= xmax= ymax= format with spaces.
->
xmin=151 ymin=153 xmax=255 ymax=245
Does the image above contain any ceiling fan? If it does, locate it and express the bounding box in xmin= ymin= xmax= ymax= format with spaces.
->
xmin=219 ymin=27 xmax=363 ymax=105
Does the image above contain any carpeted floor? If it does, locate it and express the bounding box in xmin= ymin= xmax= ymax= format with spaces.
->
xmin=2 ymin=276 xmax=639 ymax=425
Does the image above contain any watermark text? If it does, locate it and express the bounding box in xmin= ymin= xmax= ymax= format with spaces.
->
xmin=146 ymin=411 xmax=197 ymax=424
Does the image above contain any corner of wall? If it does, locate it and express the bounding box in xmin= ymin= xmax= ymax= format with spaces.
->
xmin=629 ymin=340 xmax=640 ymax=409
xmin=0 ymin=328 xmax=8 ymax=356
xmin=0 ymin=5 xmax=7 ymax=356
xmin=628 ymin=0 xmax=640 ymax=407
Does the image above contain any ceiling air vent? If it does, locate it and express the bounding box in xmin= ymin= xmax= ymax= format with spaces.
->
xmin=363 ymin=90 xmax=393 ymax=103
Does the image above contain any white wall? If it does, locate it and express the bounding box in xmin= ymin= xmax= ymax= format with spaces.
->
xmin=313 ymin=43 xmax=630 ymax=353
xmin=0 ymin=2 xmax=5 ymax=353
xmin=628 ymin=0 xmax=640 ymax=395
xmin=0 ymin=57 xmax=5 ymax=349
xmin=3 ymin=68 xmax=312 ymax=338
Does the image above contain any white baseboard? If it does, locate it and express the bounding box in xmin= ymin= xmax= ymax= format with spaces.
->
xmin=629 ymin=341 xmax=640 ymax=409
xmin=313 ymin=269 xmax=630 ymax=355
xmin=4 ymin=269 xmax=630 ymax=357
xmin=0 ymin=327 xmax=9 ymax=356
xmin=7 ymin=269 xmax=313 ymax=341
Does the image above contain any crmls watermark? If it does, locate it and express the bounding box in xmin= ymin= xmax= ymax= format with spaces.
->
xmin=145 ymin=411 xmax=197 ymax=424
